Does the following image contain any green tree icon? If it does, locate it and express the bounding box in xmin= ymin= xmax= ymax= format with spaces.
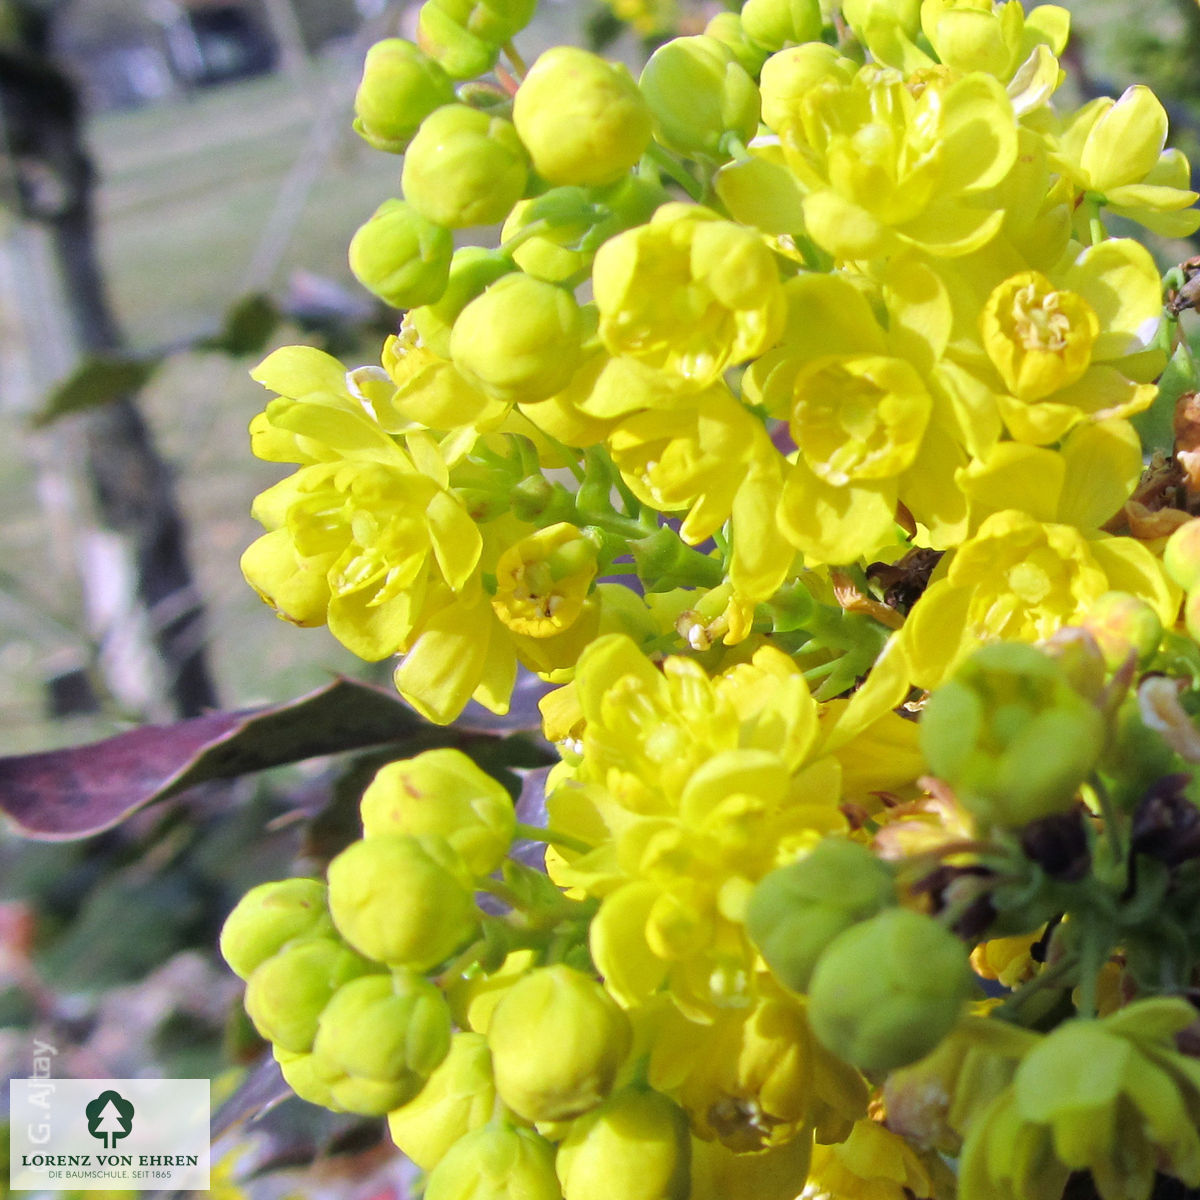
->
xmin=85 ymin=1090 xmax=135 ymax=1149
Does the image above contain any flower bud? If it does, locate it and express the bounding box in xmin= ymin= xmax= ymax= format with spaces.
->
xmin=327 ymin=834 xmax=480 ymax=970
xmin=1078 ymin=591 xmax=1163 ymax=670
xmin=1187 ymin=587 xmax=1200 ymax=645
xmin=425 ymin=1125 xmax=561 ymax=1200
xmin=808 ymin=908 xmax=974 ymax=1072
xmin=274 ymin=1046 xmax=338 ymax=1110
xmin=746 ymin=839 xmax=895 ymax=992
xmin=639 ymin=36 xmax=760 ymax=160
xmin=220 ymin=877 xmax=332 ymax=981
xmin=353 ymin=39 xmax=456 ymax=153
xmin=417 ymin=2 xmax=498 ymax=80
xmin=1164 ymin=518 xmax=1200 ymax=591
xmin=310 ymin=970 xmax=453 ymax=1114
xmin=704 ymin=12 xmax=771 ymax=76
xmin=492 ymin=523 xmax=599 ymax=638
xmin=349 ymin=199 xmax=453 ymax=309
xmin=488 ymin=965 xmax=631 ymax=1122
xmin=759 ymin=43 xmax=856 ymax=133
xmin=501 ymin=190 xmax=593 ymax=283
xmin=360 ymin=748 xmax=516 ymax=877
xmin=740 ymin=0 xmax=822 ymax=50
xmin=429 ymin=0 xmax=537 ymax=46
xmin=451 ymin=274 xmax=583 ymax=402
xmin=411 ymin=247 xmax=513 ymax=356
xmin=388 ymin=1032 xmax=497 ymax=1169
xmin=513 ymin=47 xmax=652 ymax=187
xmin=244 ymin=936 xmax=375 ymax=1053
xmin=556 ymin=1087 xmax=690 ymax=1200
xmin=920 ymin=642 xmax=1105 ymax=829
xmin=402 ymin=104 xmax=528 ymax=228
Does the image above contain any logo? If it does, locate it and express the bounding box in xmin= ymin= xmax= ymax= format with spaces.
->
xmin=85 ymin=1090 xmax=135 ymax=1150
xmin=10 ymin=1078 xmax=209 ymax=1191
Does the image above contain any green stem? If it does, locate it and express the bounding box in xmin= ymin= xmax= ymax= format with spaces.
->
xmin=1089 ymin=776 xmax=1126 ymax=872
xmin=499 ymin=216 xmax=552 ymax=256
xmin=514 ymin=822 xmax=593 ymax=855
xmin=994 ymin=952 xmax=1078 ymax=1021
xmin=477 ymin=878 xmax=526 ymax=911
xmin=503 ymin=40 xmax=528 ymax=78
xmin=578 ymin=507 xmax=656 ymax=541
xmin=643 ymin=143 xmax=705 ymax=202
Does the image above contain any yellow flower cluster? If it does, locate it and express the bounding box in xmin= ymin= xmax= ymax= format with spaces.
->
xmin=225 ymin=1 xmax=1200 ymax=1198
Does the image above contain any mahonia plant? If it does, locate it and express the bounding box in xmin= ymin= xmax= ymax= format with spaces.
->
xmin=224 ymin=0 xmax=1200 ymax=1196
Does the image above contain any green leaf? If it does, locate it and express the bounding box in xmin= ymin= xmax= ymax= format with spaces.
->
xmin=201 ymin=292 xmax=279 ymax=356
xmin=31 ymin=354 xmax=161 ymax=427
xmin=1132 ymin=339 xmax=1198 ymax=455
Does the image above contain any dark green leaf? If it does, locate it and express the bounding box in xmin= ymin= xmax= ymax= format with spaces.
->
xmin=31 ymin=354 xmax=161 ymax=427
xmin=200 ymin=292 xmax=279 ymax=356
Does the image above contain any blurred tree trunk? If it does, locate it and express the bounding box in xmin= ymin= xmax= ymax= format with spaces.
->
xmin=0 ymin=5 xmax=219 ymax=719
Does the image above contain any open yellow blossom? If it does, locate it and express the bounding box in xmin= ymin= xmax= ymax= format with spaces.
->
xmin=902 ymin=509 xmax=1178 ymax=688
xmin=492 ymin=524 xmax=599 ymax=638
xmin=592 ymin=203 xmax=786 ymax=387
xmin=803 ymin=1118 xmax=956 ymax=1200
xmin=772 ymin=63 xmax=1018 ymax=260
xmin=1048 ymin=85 xmax=1200 ymax=237
xmin=755 ymin=267 xmax=970 ymax=562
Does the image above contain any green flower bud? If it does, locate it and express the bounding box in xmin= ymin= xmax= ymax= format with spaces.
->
xmin=704 ymin=13 xmax=771 ymax=77
xmin=1164 ymin=518 xmax=1200 ymax=591
xmin=360 ymin=748 xmax=516 ymax=877
xmin=220 ymin=877 xmax=332 ymax=981
xmin=740 ymin=0 xmax=822 ymax=50
xmin=327 ymin=834 xmax=480 ymax=971
xmin=746 ymin=839 xmax=895 ymax=993
xmin=417 ymin=2 xmax=499 ymax=80
xmin=920 ymin=642 xmax=1105 ymax=829
xmin=387 ymin=1032 xmax=497 ymax=1169
xmin=488 ymin=965 xmax=632 ymax=1122
xmin=353 ymin=39 xmax=456 ymax=153
xmin=639 ymin=36 xmax=760 ymax=160
xmin=428 ymin=0 xmax=537 ymax=46
xmin=349 ymin=199 xmax=453 ymax=309
xmin=309 ymin=970 xmax=453 ymax=1115
xmin=1078 ymin=591 xmax=1163 ymax=670
xmin=808 ymin=908 xmax=974 ymax=1072
xmin=512 ymin=47 xmax=652 ymax=187
xmin=451 ymin=274 xmax=583 ymax=402
xmin=842 ymin=0 xmax=921 ymax=45
xmin=274 ymin=1046 xmax=338 ymax=1109
xmin=244 ymin=936 xmax=374 ymax=1053
xmin=402 ymin=104 xmax=528 ymax=228
xmin=501 ymin=190 xmax=593 ymax=284
xmin=411 ymin=247 xmax=513 ymax=356
xmin=425 ymin=1125 xmax=561 ymax=1200
xmin=556 ymin=1087 xmax=690 ymax=1200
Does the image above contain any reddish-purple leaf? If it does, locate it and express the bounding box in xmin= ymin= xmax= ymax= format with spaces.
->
xmin=0 ymin=677 xmax=426 ymax=841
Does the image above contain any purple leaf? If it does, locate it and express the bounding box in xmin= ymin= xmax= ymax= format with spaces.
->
xmin=0 ymin=677 xmax=426 ymax=840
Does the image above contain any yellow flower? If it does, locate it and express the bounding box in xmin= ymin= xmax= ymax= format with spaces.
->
xmin=544 ymin=635 xmax=847 ymax=1016
xmin=1050 ymin=86 xmax=1200 ymax=237
xmin=774 ymin=63 xmax=1018 ymax=259
xmin=491 ymin=523 xmax=599 ymax=639
xmin=592 ymin=203 xmax=786 ymax=387
xmin=902 ymin=509 xmax=1177 ymax=688
xmin=802 ymin=1118 xmax=955 ymax=1200
xmin=758 ymin=267 xmax=969 ymax=563
xmin=647 ymin=989 xmax=867 ymax=1153
xmin=976 ymin=239 xmax=1163 ymax=444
